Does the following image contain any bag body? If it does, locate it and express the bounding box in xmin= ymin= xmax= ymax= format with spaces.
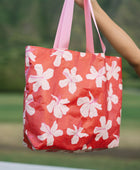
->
xmin=23 ymin=0 xmax=122 ymax=152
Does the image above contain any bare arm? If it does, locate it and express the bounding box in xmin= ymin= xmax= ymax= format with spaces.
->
xmin=75 ymin=0 xmax=140 ymax=76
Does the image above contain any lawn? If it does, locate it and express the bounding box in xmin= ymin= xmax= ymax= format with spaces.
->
xmin=0 ymin=90 xmax=140 ymax=170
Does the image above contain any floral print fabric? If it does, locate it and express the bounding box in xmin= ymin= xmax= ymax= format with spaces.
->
xmin=23 ymin=46 xmax=122 ymax=152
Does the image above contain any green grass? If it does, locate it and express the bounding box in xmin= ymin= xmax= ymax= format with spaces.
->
xmin=0 ymin=90 xmax=140 ymax=127
xmin=121 ymin=89 xmax=140 ymax=128
xmin=0 ymin=93 xmax=23 ymax=123
xmin=0 ymin=149 xmax=140 ymax=170
xmin=0 ymin=91 xmax=140 ymax=169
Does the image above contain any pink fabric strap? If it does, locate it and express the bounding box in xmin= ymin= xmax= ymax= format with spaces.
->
xmin=84 ymin=0 xmax=94 ymax=53
xmin=53 ymin=0 xmax=106 ymax=53
xmin=53 ymin=0 xmax=74 ymax=50
xmin=88 ymin=0 xmax=106 ymax=53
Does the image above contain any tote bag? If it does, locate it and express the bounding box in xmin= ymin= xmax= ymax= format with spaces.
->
xmin=23 ymin=0 xmax=122 ymax=152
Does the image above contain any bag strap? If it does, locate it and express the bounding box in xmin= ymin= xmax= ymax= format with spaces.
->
xmin=88 ymin=0 xmax=106 ymax=53
xmin=53 ymin=0 xmax=106 ymax=54
xmin=53 ymin=0 xmax=74 ymax=50
xmin=84 ymin=0 xmax=94 ymax=53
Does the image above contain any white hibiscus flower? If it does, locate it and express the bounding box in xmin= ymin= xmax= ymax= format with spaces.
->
xmin=94 ymin=116 xmax=112 ymax=141
xmin=108 ymin=135 xmax=119 ymax=148
xmin=107 ymin=83 xmax=118 ymax=111
xmin=77 ymin=91 xmax=102 ymax=118
xmin=50 ymin=49 xmax=72 ymax=67
xmin=24 ymin=94 xmax=35 ymax=116
xmin=28 ymin=64 xmax=54 ymax=92
xmin=106 ymin=61 xmax=121 ymax=80
xmin=67 ymin=125 xmax=89 ymax=145
xmin=86 ymin=66 xmax=106 ymax=88
xmin=47 ymin=95 xmax=70 ymax=118
xmin=59 ymin=67 xmax=83 ymax=94
xmin=25 ymin=46 xmax=36 ymax=67
xmin=38 ymin=121 xmax=63 ymax=146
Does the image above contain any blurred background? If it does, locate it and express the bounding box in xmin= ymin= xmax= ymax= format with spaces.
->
xmin=0 ymin=0 xmax=140 ymax=169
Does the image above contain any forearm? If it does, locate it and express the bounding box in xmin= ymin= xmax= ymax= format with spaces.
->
xmin=91 ymin=0 xmax=140 ymax=76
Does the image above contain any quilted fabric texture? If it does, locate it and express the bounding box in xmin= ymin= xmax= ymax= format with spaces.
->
xmin=23 ymin=46 xmax=122 ymax=152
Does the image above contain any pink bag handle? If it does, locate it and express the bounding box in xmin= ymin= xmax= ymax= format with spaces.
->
xmin=88 ymin=0 xmax=106 ymax=53
xmin=53 ymin=0 xmax=74 ymax=50
xmin=84 ymin=0 xmax=94 ymax=53
xmin=53 ymin=0 xmax=106 ymax=53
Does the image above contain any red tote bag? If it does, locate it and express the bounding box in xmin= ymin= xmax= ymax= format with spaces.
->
xmin=23 ymin=0 xmax=122 ymax=152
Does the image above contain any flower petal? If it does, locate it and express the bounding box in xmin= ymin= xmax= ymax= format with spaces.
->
xmin=111 ymin=94 xmax=118 ymax=104
xmin=67 ymin=128 xmax=75 ymax=136
xmin=28 ymin=76 xmax=38 ymax=83
xmin=107 ymin=99 xmax=112 ymax=111
xmin=40 ymin=123 xmax=51 ymax=133
xmin=27 ymin=94 xmax=33 ymax=101
xmin=100 ymin=116 xmax=106 ymax=127
xmin=34 ymin=64 xmax=43 ymax=76
xmin=80 ymin=52 xmax=86 ymax=57
xmin=63 ymin=68 xmax=70 ymax=77
xmin=59 ymin=79 xmax=69 ymax=88
xmin=96 ymin=77 xmax=103 ymax=87
xmin=63 ymin=51 xmax=72 ymax=61
xmin=90 ymin=66 xmax=97 ymax=74
xmin=37 ymin=133 xmax=48 ymax=141
xmin=43 ymin=68 xmax=54 ymax=79
xmin=71 ymin=67 xmax=77 ymax=75
xmin=27 ymin=52 xmax=36 ymax=62
xmin=89 ymin=105 xmax=98 ymax=118
xmin=69 ymin=82 xmax=77 ymax=94
xmin=94 ymin=102 xmax=102 ymax=110
xmin=47 ymin=135 xmax=54 ymax=146
xmin=47 ymin=100 xmax=56 ymax=113
xmin=103 ymin=132 xmax=109 ymax=140
xmin=106 ymin=63 xmax=110 ymax=72
xmin=51 ymin=121 xmax=58 ymax=133
xmin=95 ymin=133 xmax=102 ymax=141
xmin=53 ymin=129 xmax=63 ymax=137
xmin=33 ymin=81 xmax=40 ymax=92
xmin=108 ymin=83 xmax=113 ymax=96
xmin=71 ymin=135 xmax=79 ymax=144
xmin=75 ymin=75 xmax=83 ymax=82
xmin=80 ymin=103 xmax=90 ymax=117
xmin=25 ymin=55 xmax=29 ymax=67
xmin=54 ymin=55 xmax=62 ymax=67
xmin=53 ymin=105 xmax=63 ymax=118
xmin=77 ymin=97 xmax=89 ymax=106
xmin=106 ymin=120 xmax=112 ymax=130
xmin=26 ymin=105 xmax=35 ymax=116
xmin=60 ymin=104 xmax=69 ymax=115
xmin=60 ymin=98 xmax=70 ymax=105
xmin=94 ymin=126 xmax=100 ymax=134
xmin=99 ymin=67 xmax=105 ymax=75
xmin=108 ymin=139 xmax=119 ymax=148
xmin=41 ymin=80 xmax=50 ymax=90
xmin=86 ymin=73 xmax=96 ymax=80
xmin=78 ymin=132 xmax=88 ymax=138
